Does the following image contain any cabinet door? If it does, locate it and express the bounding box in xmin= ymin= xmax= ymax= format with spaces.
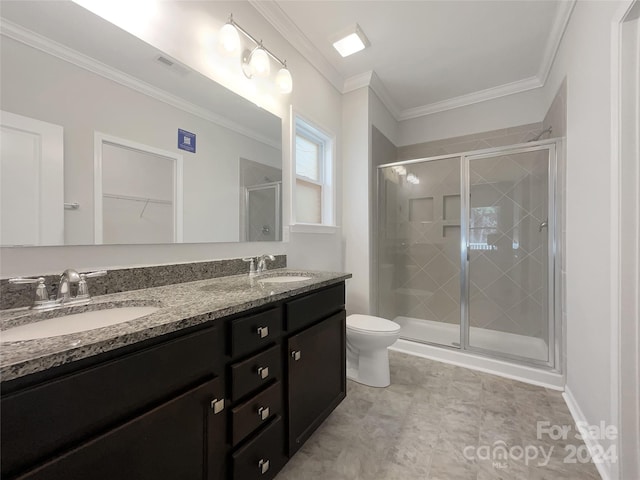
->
xmin=16 ymin=377 xmax=226 ymax=480
xmin=2 ymin=323 xmax=222 ymax=478
xmin=287 ymin=311 xmax=346 ymax=455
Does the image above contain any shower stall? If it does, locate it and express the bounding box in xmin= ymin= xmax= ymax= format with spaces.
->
xmin=376 ymin=139 xmax=560 ymax=373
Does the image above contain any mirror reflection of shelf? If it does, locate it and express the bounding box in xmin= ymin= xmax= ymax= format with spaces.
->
xmin=102 ymin=193 xmax=172 ymax=205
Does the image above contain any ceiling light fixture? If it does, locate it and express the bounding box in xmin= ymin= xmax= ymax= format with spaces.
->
xmin=219 ymin=14 xmax=292 ymax=94
xmin=332 ymin=24 xmax=370 ymax=58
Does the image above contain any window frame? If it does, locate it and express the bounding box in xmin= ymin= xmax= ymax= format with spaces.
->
xmin=291 ymin=111 xmax=336 ymax=231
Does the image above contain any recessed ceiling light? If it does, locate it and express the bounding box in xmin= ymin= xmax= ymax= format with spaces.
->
xmin=332 ymin=24 xmax=370 ymax=58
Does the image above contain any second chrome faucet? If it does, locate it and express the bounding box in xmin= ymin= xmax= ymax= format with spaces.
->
xmin=242 ymin=254 xmax=275 ymax=277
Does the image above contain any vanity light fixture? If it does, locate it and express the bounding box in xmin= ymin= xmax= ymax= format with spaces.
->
xmin=219 ymin=14 xmax=293 ymax=94
xmin=332 ymin=24 xmax=370 ymax=58
xmin=406 ymin=173 xmax=420 ymax=185
xmin=392 ymin=165 xmax=407 ymax=176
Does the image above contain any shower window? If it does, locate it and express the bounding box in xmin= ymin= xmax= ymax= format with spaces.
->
xmin=469 ymin=206 xmax=499 ymax=250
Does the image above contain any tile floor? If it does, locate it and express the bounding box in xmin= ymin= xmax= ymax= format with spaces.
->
xmin=275 ymin=351 xmax=601 ymax=480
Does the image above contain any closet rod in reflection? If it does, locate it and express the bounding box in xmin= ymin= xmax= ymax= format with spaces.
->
xmin=102 ymin=193 xmax=172 ymax=205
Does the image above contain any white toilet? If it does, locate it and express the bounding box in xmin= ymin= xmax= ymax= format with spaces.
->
xmin=346 ymin=314 xmax=401 ymax=388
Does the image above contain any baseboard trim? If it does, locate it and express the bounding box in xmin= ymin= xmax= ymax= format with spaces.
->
xmin=563 ymin=386 xmax=612 ymax=480
xmin=390 ymin=339 xmax=564 ymax=390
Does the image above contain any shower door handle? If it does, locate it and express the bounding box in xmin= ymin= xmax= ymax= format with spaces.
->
xmin=538 ymin=220 xmax=548 ymax=232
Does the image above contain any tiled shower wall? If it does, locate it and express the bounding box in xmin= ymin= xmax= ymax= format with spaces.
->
xmin=396 ymin=122 xmax=544 ymax=161
xmin=379 ymin=121 xmax=559 ymax=341
xmin=467 ymin=149 xmax=549 ymax=339
xmin=378 ymin=158 xmax=462 ymax=326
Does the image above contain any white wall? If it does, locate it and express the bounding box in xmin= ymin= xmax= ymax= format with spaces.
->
xmin=619 ymin=7 xmax=640 ymax=479
xmin=0 ymin=1 xmax=344 ymax=277
xmin=342 ymin=87 xmax=370 ymax=313
xmin=540 ymin=2 xmax=629 ymax=479
xmin=397 ymin=87 xmax=545 ymax=146
xmin=369 ymin=90 xmax=399 ymax=148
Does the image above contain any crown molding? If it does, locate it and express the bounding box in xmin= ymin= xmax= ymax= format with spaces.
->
xmin=248 ymin=0 xmax=344 ymax=94
xmin=0 ymin=19 xmax=281 ymax=150
xmin=345 ymin=71 xmax=543 ymax=122
xmin=253 ymin=1 xmax=575 ymax=123
xmin=397 ymin=76 xmax=543 ymax=121
xmin=342 ymin=71 xmax=373 ymax=93
xmin=537 ymin=0 xmax=576 ymax=84
xmin=368 ymin=71 xmax=401 ymax=119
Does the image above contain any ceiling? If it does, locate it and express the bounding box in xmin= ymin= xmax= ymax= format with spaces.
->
xmin=252 ymin=0 xmax=574 ymax=120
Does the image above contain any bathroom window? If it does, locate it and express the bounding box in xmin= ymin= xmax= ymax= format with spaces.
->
xmin=293 ymin=114 xmax=335 ymax=228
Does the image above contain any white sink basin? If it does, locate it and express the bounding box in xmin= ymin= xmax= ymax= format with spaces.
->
xmin=258 ymin=276 xmax=312 ymax=284
xmin=1 ymin=306 xmax=159 ymax=342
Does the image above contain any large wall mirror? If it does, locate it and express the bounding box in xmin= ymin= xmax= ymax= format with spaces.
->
xmin=0 ymin=1 xmax=283 ymax=246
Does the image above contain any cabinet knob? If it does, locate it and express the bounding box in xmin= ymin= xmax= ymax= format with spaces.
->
xmin=257 ymin=406 xmax=270 ymax=420
xmin=210 ymin=398 xmax=225 ymax=414
xmin=291 ymin=350 xmax=301 ymax=361
xmin=257 ymin=326 xmax=269 ymax=338
xmin=258 ymin=459 xmax=270 ymax=474
xmin=257 ymin=366 xmax=269 ymax=379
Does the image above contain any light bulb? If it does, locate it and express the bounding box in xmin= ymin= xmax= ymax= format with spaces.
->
xmin=276 ymin=67 xmax=293 ymax=94
xmin=250 ymin=47 xmax=270 ymax=77
xmin=219 ymin=23 xmax=240 ymax=55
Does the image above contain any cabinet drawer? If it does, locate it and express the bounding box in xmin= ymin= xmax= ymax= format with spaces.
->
xmin=230 ymin=308 xmax=281 ymax=358
xmin=1 ymin=324 xmax=223 ymax=478
xmin=285 ymin=283 xmax=345 ymax=333
xmin=16 ymin=377 xmax=226 ymax=480
xmin=231 ymin=381 xmax=282 ymax=446
xmin=230 ymin=345 xmax=281 ymax=402
xmin=232 ymin=416 xmax=285 ymax=480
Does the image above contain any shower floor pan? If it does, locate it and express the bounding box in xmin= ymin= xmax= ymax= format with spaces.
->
xmin=394 ymin=316 xmax=548 ymax=362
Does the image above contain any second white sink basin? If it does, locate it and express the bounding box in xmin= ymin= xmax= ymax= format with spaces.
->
xmin=1 ymin=306 xmax=159 ymax=342
xmin=258 ymin=276 xmax=312 ymax=284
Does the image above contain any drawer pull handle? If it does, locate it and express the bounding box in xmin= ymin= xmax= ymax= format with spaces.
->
xmin=258 ymin=459 xmax=270 ymax=474
xmin=210 ymin=398 xmax=225 ymax=414
xmin=291 ymin=350 xmax=301 ymax=361
xmin=257 ymin=326 xmax=269 ymax=338
xmin=257 ymin=366 xmax=269 ymax=379
xmin=257 ymin=406 xmax=270 ymax=420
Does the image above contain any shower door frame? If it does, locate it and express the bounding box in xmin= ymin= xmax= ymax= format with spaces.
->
xmin=376 ymin=138 xmax=561 ymax=371
xmin=244 ymin=181 xmax=282 ymax=241
xmin=461 ymin=142 xmax=558 ymax=369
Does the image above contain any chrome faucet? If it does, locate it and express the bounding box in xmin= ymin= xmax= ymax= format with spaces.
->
xmin=8 ymin=269 xmax=107 ymax=311
xmin=257 ymin=254 xmax=275 ymax=274
xmin=56 ymin=269 xmax=81 ymax=303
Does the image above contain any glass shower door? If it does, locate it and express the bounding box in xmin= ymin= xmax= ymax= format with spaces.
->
xmin=377 ymin=157 xmax=461 ymax=348
xmin=463 ymin=145 xmax=554 ymax=364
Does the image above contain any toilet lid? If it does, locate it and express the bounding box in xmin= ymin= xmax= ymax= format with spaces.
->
xmin=347 ymin=314 xmax=401 ymax=333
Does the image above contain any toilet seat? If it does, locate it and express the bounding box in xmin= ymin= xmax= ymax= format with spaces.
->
xmin=346 ymin=314 xmax=400 ymax=334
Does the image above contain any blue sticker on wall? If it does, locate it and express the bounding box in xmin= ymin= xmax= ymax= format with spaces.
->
xmin=178 ymin=129 xmax=196 ymax=153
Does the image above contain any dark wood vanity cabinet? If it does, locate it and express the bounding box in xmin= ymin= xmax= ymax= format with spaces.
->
xmin=16 ymin=377 xmax=226 ymax=480
xmin=287 ymin=311 xmax=346 ymax=455
xmin=284 ymin=284 xmax=347 ymax=455
xmin=1 ymin=322 xmax=227 ymax=480
xmin=0 ymin=280 xmax=347 ymax=480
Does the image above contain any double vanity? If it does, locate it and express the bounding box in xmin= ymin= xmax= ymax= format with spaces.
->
xmin=0 ymin=268 xmax=351 ymax=480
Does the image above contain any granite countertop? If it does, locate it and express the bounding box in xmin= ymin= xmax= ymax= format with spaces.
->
xmin=0 ymin=269 xmax=351 ymax=382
